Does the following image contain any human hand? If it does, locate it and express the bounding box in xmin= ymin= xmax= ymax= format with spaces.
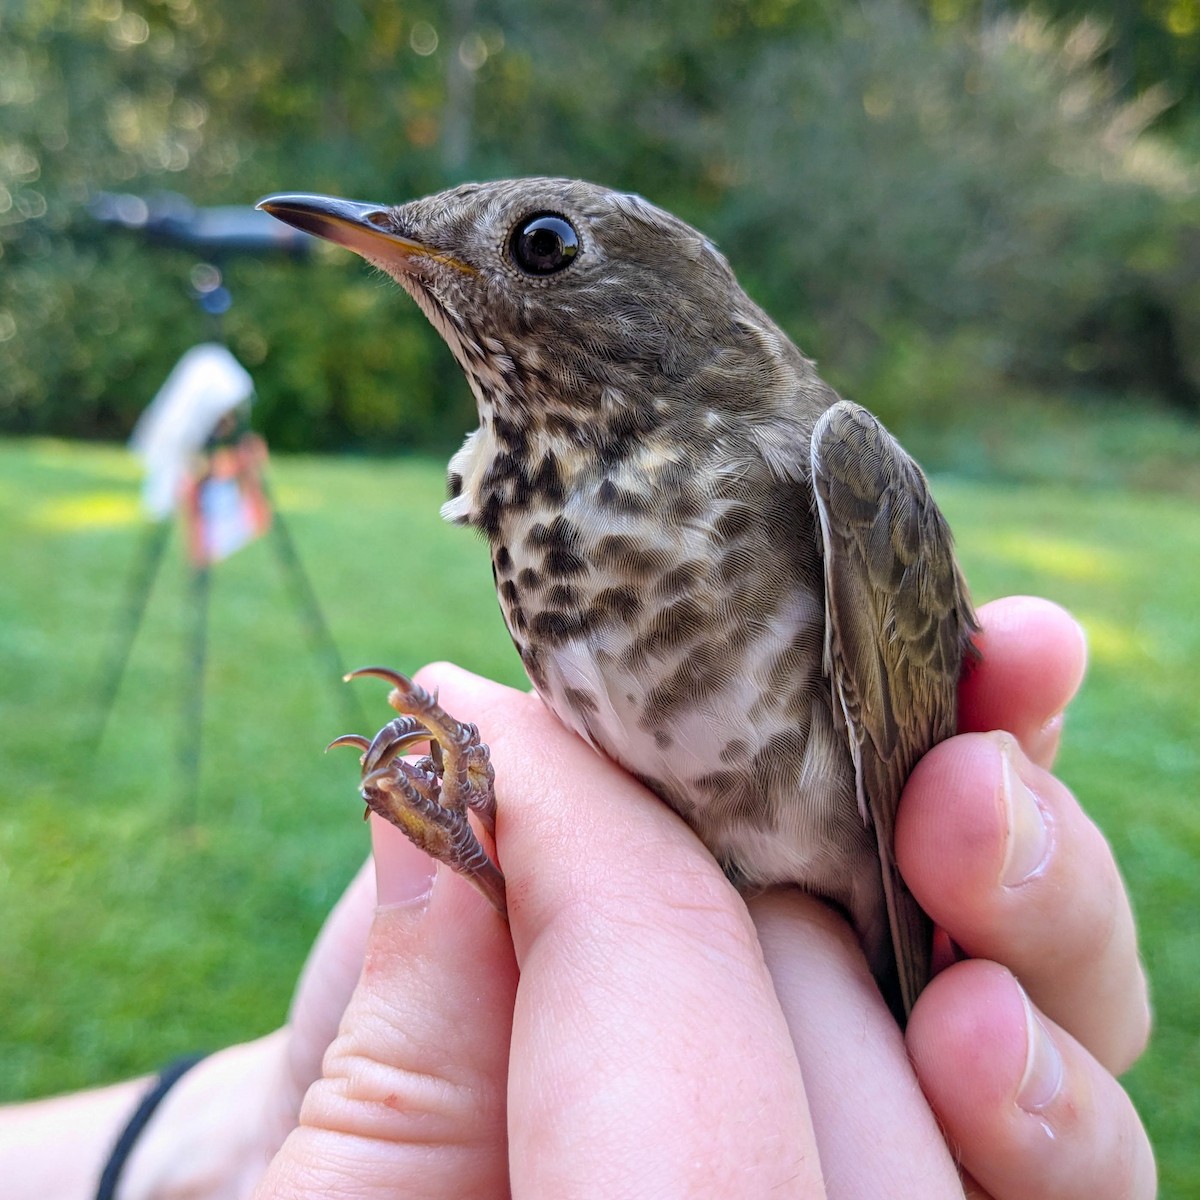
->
xmin=897 ymin=595 xmax=1154 ymax=1198
xmin=250 ymin=596 xmax=1153 ymax=1199
xmin=750 ymin=596 xmax=1154 ymax=1197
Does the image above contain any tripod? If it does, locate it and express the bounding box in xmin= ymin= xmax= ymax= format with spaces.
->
xmin=91 ymin=274 xmax=362 ymax=817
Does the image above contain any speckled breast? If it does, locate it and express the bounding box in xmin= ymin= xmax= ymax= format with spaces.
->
xmin=476 ymin=444 xmax=879 ymax=907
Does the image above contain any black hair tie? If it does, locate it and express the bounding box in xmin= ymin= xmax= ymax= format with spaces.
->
xmin=95 ymin=1053 xmax=207 ymax=1200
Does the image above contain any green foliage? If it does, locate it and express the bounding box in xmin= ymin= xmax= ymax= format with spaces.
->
xmin=904 ymin=386 xmax=1200 ymax=498
xmin=1 ymin=1 xmax=1198 ymax=451
xmin=701 ymin=7 xmax=1199 ymax=421
xmin=218 ymin=256 xmax=476 ymax=453
xmin=1 ymin=439 xmax=1197 ymax=1193
xmin=978 ymin=0 xmax=1200 ymax=111
xmin=0 ymin=0 xmax=482 ymax=448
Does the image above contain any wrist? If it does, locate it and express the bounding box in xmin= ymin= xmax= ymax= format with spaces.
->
xmin=118 ymin=1032 xmax=287 ymax=1200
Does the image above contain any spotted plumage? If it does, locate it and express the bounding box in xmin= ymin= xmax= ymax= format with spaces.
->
xmin=260 ymin=179 xmax=979 ymax=1019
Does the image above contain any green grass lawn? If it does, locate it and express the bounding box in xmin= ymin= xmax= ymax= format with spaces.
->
xmin=2 ymin=437 xmax=1197 ymax=1194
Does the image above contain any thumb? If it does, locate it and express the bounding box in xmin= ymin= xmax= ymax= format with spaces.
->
xmin=253 ymin=818 xmax=517 ymax=1199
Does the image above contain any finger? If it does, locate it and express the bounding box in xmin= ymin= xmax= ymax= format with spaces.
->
xmin=262 ymin=858 xmax=377 ymax=1150
xmin=959 ymin=597 xmax=1088 ymax=768
xmin=419 ymin=662 xmax=825 ymax=1199
xmin=896 ymin=731 xmax=1150 ymax=1073
xmin=749 ymin=891 xmax=964 ymax=1199
xmin=908 ymin=961 xmax=1156 ymax=1200
xmin=254 ymin=818 xmax=517 ymax=1200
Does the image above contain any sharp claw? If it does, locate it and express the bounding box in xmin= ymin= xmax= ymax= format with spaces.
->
xmin=363 ymin=729 xmax=432 ymax=772
xmin=327 ymin=733 xmax=370 ymax=753
xmin=347 ymin=665 xmax=439 ymax=708
xmin=363 ymin=716 xmax=432 ymax=773
xmin=344 ymin=665 xmax=416 ymax=689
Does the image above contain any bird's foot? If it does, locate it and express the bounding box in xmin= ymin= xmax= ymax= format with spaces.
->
xmin=330 ymin=667 xmax=506 ymax=914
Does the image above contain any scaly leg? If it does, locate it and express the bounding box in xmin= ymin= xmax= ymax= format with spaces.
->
xmin=330 ymin=667 xmax=505 ymax=914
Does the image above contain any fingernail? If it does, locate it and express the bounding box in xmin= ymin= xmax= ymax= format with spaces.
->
xmin=1040 ymin=711 xmax=1064 ymax=744
xmin=371 ymin=815 xmax=436 ymax=909
xmin=1027 ymin=710 xmax=1065 ymax=766
xmin=1017 ymin=986 xmax=1064 ymax=1114
xmin=1000 ymin=743 xmax=1050 ymax=887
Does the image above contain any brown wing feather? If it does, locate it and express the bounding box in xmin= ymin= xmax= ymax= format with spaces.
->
xmin=810 ymin=400 xmax=978 ymax=1019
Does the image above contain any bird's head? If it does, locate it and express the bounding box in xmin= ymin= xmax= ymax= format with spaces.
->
xmin=259 ymin=179 xmax=799 ymax=451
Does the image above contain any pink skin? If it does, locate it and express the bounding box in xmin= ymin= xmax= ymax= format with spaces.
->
xmin=0 ymin=597 xmax=1153 ymax=1199
xmin=249 ymin=597 xmax=1152 ymax=1199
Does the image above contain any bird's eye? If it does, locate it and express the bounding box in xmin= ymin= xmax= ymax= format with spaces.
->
xmin=509 ymin=213 xmax=579 ymax=276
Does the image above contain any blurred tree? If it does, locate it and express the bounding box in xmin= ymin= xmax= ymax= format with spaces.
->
xmin=0 ymin=0 xmax=485 ymax=447
xmin=699 ymin=6 xmax=1200 ymax=420
xmin=926 ymin=0 xmax=1200 ymax=110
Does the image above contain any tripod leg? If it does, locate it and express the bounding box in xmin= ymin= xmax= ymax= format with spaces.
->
xmin=180 ymin=563 xmax=210 ymax=821
xmin=260 ymin=478 xmax=366 ymax=729
xmin=91 ymin=519 xmax=173 ymax=754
